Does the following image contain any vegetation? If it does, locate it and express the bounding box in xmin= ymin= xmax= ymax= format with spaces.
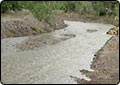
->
xmin=1 ymin=1 xmax=119 ymax=21
xmin=1 ymin=1 xmax=22 ymax=12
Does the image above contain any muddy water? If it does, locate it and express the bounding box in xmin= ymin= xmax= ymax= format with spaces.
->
xmin=1 ymin=21 xmax=114 ymax=84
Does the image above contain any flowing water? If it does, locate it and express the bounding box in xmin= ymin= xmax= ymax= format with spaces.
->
xmin=1 ymin=20 xmax=114 ymax=84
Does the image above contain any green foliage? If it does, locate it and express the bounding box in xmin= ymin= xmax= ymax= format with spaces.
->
xmin=1 ymin=1 xmax=22 ymax=13
xmin=50 ymin=1 xmax=66 ymax=11
xmin=31 ymin=2 xmax=53 ymax=21
xmin=1 ymin=1 xmax=119 ymax=21
xmin=75 ymin=2 xmax=93 ymax=14
xmin=18 ymin=1 xmax=53 ymax=21
xmin=64 ymin=1 xmax=76 ymax=12
xmin=113 ymin=3 xmax=119 ymax=17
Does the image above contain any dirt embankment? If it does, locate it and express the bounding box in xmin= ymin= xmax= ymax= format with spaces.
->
xmin=1 ymin=11 xmax=67 ymax=39
xmin=53 ymin=12 xmax=119 ymax=26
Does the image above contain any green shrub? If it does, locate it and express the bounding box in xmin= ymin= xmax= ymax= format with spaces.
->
xmin=75 ymin=2 xmax=92 ymax=14
xmin=31 ymin=2 xmax=52 ymax=21
xmin=64 ymin=1 xmax=76 ymax=12
xmin=113 ymin=3 xmax=119 ymax=17
xmin=1 ymin=1 xmax=22 ymax=13
xmin=18 ymin=1 xmax=53 ymax=22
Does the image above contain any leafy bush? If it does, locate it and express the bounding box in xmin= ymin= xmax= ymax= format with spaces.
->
xmin=75 ymin=2 xmax=93 ymax=14
xmin=113 ymin=3 xmax=119 ymax=17
xmin=64 ymin=1 xmax=76 ymax=12
xmin=31 ymin=2 xmax=52 ymax=21
xmin=1 ymin=1 xmax=22 ymax=13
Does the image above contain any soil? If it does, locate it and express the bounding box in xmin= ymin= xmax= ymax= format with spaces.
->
xmin=1 ymin=11 xmax=54 ymax=39
xmin=53 ymin=12 xmax=119 ymax=26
